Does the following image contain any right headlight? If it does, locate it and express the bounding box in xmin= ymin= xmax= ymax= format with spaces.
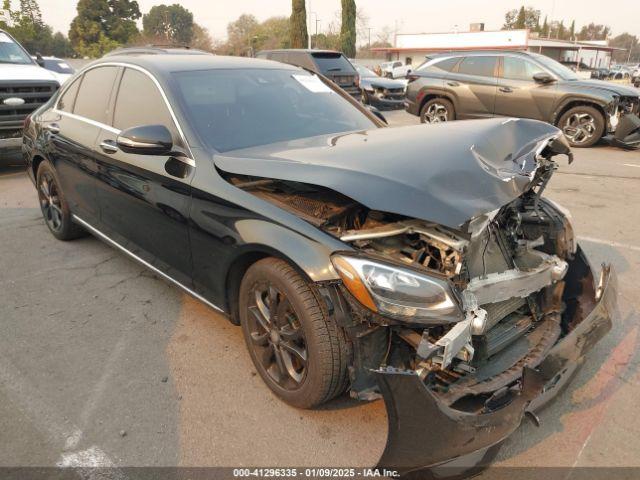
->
xmin=331 ymin=254 xmax=462 ymax=324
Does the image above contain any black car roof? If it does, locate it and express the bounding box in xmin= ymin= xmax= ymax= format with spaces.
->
xmin=90 ymin=53 xmax=300 ymax=76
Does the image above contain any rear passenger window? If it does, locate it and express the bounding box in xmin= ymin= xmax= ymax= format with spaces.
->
xmin=58 ymin=76 xmax=81 ymax=112
xmin=113 ymin=68 xmax=175 ymax=134
xmin=73 ymin=66 xmax=118 ymax=124
xmin=457 ymin=56 xmax=497 ymax=77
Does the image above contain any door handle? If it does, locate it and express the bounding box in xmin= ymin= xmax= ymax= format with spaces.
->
xmin=99 ymin=140 xmax=118 ymax=154
xmin=447 ymin=81 xmax=460 ymax=87
xmin=45 ymin=123 xmax=60 ymax=134
xmin=499 ymin=87 xmax=514 ymax=93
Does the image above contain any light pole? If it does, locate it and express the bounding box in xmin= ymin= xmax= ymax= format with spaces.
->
xmin=307 ymin=0 xmax=312 ymax=49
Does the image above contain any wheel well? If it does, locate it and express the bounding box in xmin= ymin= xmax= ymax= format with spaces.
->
xmin=31 ymin=155 xmax=46 ymax=179
xmin=554 ymin=101 xmax=606 ymax=126
xmin=225 ymin=251 xmax=270 ymax=325
xmin=224 ymin=250 xmax=315 ymax=326
xmin=419 ymin=93 xmax=454 ymax=114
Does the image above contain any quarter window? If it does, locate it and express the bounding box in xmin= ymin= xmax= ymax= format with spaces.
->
xmin=457 ymin=56 xmax=497 ymax=77
xmin=113 ymin=68 xmax=175 ymax=134
xmin=73 ymin=66 xmax=118 ymax=124
xmin=57 ymin=76 xmax=81 ymax=112
xmin=503 ymin=57 xmax=545 ymax=80
xmin=422 ymin=57 xmax=460 ymax=73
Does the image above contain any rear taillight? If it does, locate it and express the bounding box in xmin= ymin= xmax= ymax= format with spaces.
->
xmin=355 ymin=75 xmax=360 ymax=87
xmin=407 ymin=74 xmax=420 ymax=83
xmin=23 ymin=114 xmax=31 ymax=130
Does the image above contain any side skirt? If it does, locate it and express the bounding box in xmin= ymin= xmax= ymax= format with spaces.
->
xmin=72 ymin=214 xmax=225 ymax=315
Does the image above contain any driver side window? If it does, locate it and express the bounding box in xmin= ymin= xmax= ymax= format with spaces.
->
xmin=503 ymin=57 xmax=545 ymax=81
xmin=113 ymin=68 xmax=179 ymax=143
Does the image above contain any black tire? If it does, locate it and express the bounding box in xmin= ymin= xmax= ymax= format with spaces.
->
xmin=361 ymin=89 xmax=370 ymax=105
xmin=420 ymin=97 xmax=455 ymax=124
xmin=557 ymin=105 xmax=605 ymax=148
xmin=36 ymin=161 xmax=85 ymax=240
xmin=239 ymin=257 xmax=350 ymax=409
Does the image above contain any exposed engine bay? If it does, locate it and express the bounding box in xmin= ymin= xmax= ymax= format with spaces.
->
xmin=224 ymin=134 xmax=583 ymax=410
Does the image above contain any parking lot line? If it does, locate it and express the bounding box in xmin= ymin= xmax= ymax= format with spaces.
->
xmin=578 ymin=235 xmax=640 ymax=253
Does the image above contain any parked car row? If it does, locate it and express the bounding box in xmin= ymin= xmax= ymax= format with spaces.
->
xmin=22 ymin=46 xmax=617 ymax=475
xmin=404 ymin=50 xmax=640 ymax=148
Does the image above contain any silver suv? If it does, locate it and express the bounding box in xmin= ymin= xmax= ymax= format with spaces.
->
xmin=405 ymin=50 xmax=640 ymax=148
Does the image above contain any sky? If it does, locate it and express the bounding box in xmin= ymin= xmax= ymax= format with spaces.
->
xmin=32 ymin=0 xmax=640 ymax=42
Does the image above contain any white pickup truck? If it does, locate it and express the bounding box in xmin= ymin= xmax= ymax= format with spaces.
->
xmin=1 ymin=29 xmax=61 ymax=165
xmin=380 ymin=60 xmax=413 ymax=79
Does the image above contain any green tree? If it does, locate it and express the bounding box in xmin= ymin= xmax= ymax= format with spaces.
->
xmin=569 ymin=20 xmax=575 ymax=40
xmin=190 ymin=23 xmax=214 ymax=51
xmin=69 ymin=0 xmax=140 ymax=57
xmin=515 ymin=6 xmax=526 ymax=29
xmin=290 ymin=0 xmax=307 ymax=48
xmin=610 ymin=33 xmax=639 ymax=62
xmin=340 ymin=0 xmax=356 ymax=57
xmin=51 ymin=32 xmax=75 ymax=57
xmin=223 ymin=13 xmax=259 ymax=56
xmin=577 ymin=23 xmax=610 ymax=41
xmin=255 ymin=16 xmax=290 ymax=50
xmin=503 ymin=6 xmax=540 ymax=30
xmin=143 ymin=4 xmax=193 ymax=45
xmin=540 ymin=15 xmax=549 ymax=36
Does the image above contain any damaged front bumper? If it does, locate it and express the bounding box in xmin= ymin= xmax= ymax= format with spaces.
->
xmin=609 ymin=113 xmax=640 ymax=149
xmin=375 ymin=247 xmax=617 ymax=474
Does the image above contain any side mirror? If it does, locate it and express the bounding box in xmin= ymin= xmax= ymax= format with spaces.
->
xmin=35 ymin=52 xmax=45 ymax=68
xmin=117 ymin=125 xmax=173 ymax=155
xmin=533 ymin=72 xmax=555 ymax=84
xmin=367 ymin=105 xmax=387 ymax=124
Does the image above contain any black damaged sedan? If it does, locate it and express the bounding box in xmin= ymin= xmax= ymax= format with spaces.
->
xmin=23 ymin=52 xmax=617 ymax=474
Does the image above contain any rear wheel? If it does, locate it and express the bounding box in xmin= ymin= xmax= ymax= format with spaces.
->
xmin=36 ymin=161 xmax=85 ymax=240
xmin=420 ymin=98 xmax=455 ymax=123
xmin=558 ymin=105 xmax=605 ymax=148
xmin=239 ymin=258 xmax=350 ymax=409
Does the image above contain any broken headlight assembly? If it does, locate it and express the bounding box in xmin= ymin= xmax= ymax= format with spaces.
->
xmin=331 ymin=255 xmax=462 ymax=323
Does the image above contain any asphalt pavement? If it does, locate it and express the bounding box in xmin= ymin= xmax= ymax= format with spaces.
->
xmin=1 ymin=112 xmax=639 ymax=474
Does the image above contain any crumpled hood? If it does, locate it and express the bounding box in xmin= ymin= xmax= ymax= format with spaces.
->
xmin=361 ymin=76 xmax=407 ymax=90
xmin=565 ymin=79 xmax=640 ymax=97
xmin=214 ymin=118 xmax=562 ymax=229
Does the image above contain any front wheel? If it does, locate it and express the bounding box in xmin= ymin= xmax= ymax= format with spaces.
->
xmin=558 ymin=106 xmax=605 ymax=148
xmin=420 ymin=98 xmax=455 ymax=123
xmin=239 ymin=258 xmax=350 ymax=409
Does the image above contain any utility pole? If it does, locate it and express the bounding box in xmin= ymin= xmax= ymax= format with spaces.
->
xmin=367 ymin=27 xmax=372 ymax=48
xmin=307 ymin=0 xmax=312 ymax=49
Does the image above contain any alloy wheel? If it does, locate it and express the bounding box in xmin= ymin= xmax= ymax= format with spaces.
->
xmin=38 ymin=172 xmax=64 ymax=233
xmin=247 ymin=283 xmax=308 ymax=390
xmin=424 ymin=103 xmax=449 ymax=123
xmin=563 ymin=112 xmax=596 ymax=145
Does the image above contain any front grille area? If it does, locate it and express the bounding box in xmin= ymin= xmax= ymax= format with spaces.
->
xmin=0 ymin=80 xmax=58 ymax=130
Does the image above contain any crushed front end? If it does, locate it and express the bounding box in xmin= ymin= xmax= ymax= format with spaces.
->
xmin=318 ymin=138 xmax=617 ymax=472
xmin=220 ymin=123 xmax=618 ymax=473
xmin=607 ymin=95 xmax=640 ymax=149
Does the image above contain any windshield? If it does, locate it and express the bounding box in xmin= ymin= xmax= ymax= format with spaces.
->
xmin=311 ymin=52 xmax=356 ymax=74
xmin=174 ymin=68 xmax=376 ymax=152
xmin=529 ymin=53 xmax=579 ymax=80
xmin=0 ymin=32 xmax=33 ymax=65
xmin=355 ymin=65 xmax=377 ymax=77
xmin=43 ymin=59 xmax=74 ymax=74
